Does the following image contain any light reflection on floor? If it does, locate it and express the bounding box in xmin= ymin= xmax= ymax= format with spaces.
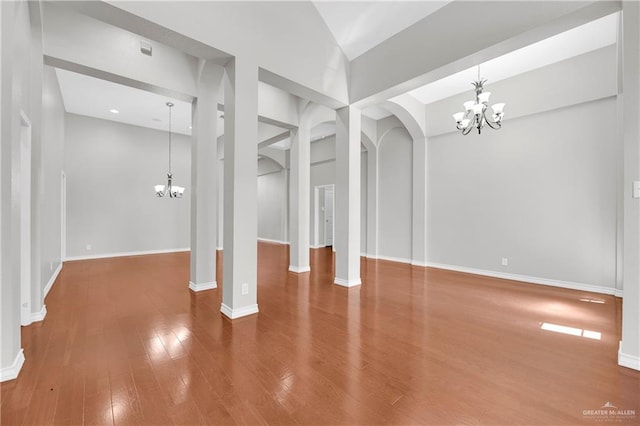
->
xmin=540 ymin=322 xmax=602 ymax=340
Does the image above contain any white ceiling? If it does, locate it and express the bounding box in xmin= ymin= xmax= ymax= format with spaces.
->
xmin=55 ymin=68 xmax=204 ymax=136
xmin=408 ymin=12 xmax=619 ymax=105
xmin=312 ymin=1 xmax=451 ymax=60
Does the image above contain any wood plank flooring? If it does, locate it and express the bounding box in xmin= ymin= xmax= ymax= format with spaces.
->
xmin=1 ymin=243 xmax=639 ymax=425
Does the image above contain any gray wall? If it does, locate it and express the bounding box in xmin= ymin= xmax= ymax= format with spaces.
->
xmin=379 ymin=126 xmax=413 ymax=261
xmin=428 ymin=96 xmax=618 ymax=288
xmin=41 ymin=66 xmax=65 ymax=289
xmin=307 ymin=138 xmax=368 ymax=250
xmin=257 ymin=166 xmax=286 ymax=242
xmin=64 ymin=114 xmax=191 ymax=258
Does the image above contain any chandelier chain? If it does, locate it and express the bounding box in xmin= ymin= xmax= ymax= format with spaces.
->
xmin=168 ymin=103 xmax=172 ymax=175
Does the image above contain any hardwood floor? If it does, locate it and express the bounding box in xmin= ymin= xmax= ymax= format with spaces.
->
xmin=1 ymin=243 xmax=639 ymax=425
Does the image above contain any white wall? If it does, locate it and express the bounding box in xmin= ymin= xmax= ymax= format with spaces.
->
xmin=89 ymin=1 xmax=349 ymax=106
xmin=64 ymin=114 xmax=191 ymax=258
xmin=378 ymin=126 xmax=413 ymax=261
xmin=41 ymin=65 xmax=65 ymax=291
xmin=43 ymin=2 xmax=199 ymax=98
xmin=428 ymin=97 xmax=618 ymax=289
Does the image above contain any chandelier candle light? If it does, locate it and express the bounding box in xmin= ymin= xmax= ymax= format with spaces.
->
xmin=154 ymin=102 xmax=185 ymax=198
xmin=453 ymin=65 xmax=505 ymax=135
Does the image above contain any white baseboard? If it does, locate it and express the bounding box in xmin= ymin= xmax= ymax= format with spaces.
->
xmin=0 ymin=349 xmax=25 ymax=382
xmin=334 ymin=277 xmax=362 ymax=287
xmin=221 ymin=303 xmax=259 ymax=319
xmin=310 ymin=245 xmax=323 ymax=249
xmin=30 ymin=305 xmax=47 ymax=323
xmin=426 ymin=262 xmax=617 ymax=296
xmin=258 ymin=238 xmax=289 ymax=245
xmin=614 ymin=288 xmax=624 ymax=298
xmin=411 ymin=260 xmax=428 ymax=267
xmin=288 ymin=265 xmax=311 ymax=273
xmin=375 ymin=254 xmax=413 ymax=265
xmin=44 ymin=262 xmax=63 ymax=298
xmin=618 ymin=343 xmax=640 ymax=371
xmin=65 ymin=247 xmax=190 ymax=262
xmin=217 ymin=246 xmax=223 ymax=251
xmin=189 ymin=281 xmax=217 ymax=292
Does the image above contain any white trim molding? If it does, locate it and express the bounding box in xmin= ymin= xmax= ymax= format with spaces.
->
xmin=334 ymin=277 xmax=362 ymax=287
xmin=31 ymin=305 xmax=47 ymax=323
xmin=44 ymin=262 xmax=63 ymax=298
xmin=221 ymin=303 xmax=259 ymax=319
xmin=288 ymin=265 xmax=311 ymax=273
xmin=258 ymin=238 xmax=290 ymax=245
xmin=189 ymin=281 xmax=217 ymax=292
xmin=65 ymin=247 xmax=190 ymax=262
xmin=411 ymin=260 xmax=429 ymax=267
xmin=618 ymin=344 xmax=640 ymax=371
xmin=374 ymin=254 xmax=413 ymax=265
xmin=0 ymin=349 xmax=25 ymax=382
xmin=614 ymin=289 xmax=624 ymax=298
xmin=426 ymin=262 xmax=618 ymax=296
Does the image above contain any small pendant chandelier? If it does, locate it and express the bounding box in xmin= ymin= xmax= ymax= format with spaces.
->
xmin=453 ymin=65 xmax=505 ymax=135
xmin=154 ymin=102 xmax=185 ymax=198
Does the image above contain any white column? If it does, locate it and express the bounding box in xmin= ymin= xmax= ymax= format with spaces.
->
xmin=281 ymin=167 xmax=289 ymax=244
xmin=29 ymin=3 xmax=44 ymax=320
xmin=1 ymin=0 xmax=25 ymax=381
xmin=288 ymin=122 xmax=310 ymax=273
xmin=620 ymin=0 xmax=640 ymax=371
xmin=189 ymin=61 xmax=223 ymax=292
xmin=366 ymin=144 xmax=379 ymax=258
xmin=221 ymin=57 xmax=259 ymax=319
xmin=334 ymin=106 xmax=362 ymax=287
xmin=411 ymin=137 xmax=428 ymax=266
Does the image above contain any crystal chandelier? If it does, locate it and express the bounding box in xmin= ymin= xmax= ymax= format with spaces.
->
xmin=154 ymin=102 xmax=185 ymax=198
xmin=453 ymin=65 xmax=505 ymax=135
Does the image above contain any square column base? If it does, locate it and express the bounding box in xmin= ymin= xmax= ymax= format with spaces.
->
xmin=334 ymin=277 xmax=361 ymax=287
xmin=289 ymin=265 xmax=311 ymax=273
xmin=221 ymin=303 xmax=259 ymax=319
xmin=189 ymin=281 xmax=217 ymax=292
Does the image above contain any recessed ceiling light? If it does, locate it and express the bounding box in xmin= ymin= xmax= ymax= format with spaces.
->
xmin=109 ymin=109 xmax=119 ymax=114
xmin=189 ymin=125 xmax=192 ymax=129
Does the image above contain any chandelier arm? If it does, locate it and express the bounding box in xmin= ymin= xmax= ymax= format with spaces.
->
xmin=484 ymin=113 xmax=502 ymax=130
xmin=462 ymin=124 xmax=473 ymax=135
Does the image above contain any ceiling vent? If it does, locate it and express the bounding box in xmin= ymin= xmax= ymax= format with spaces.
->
xmin=140 ymin=40 xmax=152 ymax=56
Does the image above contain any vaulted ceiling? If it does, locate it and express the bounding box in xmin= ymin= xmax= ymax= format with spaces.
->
xmin=48 ymin=1 xmax=619 ymax=143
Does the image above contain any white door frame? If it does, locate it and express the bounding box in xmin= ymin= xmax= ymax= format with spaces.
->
xmin=313 ymin=184 xmax=335 ymax=248
xmin=324 ymin=186 xmax=334 ymax=247
xmin=20 ymin=111 xmax=32 ymax=326
xmin=61 ymin=171 xmax=66 ymax=261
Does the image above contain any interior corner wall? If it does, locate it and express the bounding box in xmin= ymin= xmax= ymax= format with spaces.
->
xmin=427 ymin=96 xmax=618 ymax=289
xmin=64 ymin=114 xmax=191 ymax=259
xmin=40 ymin=65 xmax=65 ymax=291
